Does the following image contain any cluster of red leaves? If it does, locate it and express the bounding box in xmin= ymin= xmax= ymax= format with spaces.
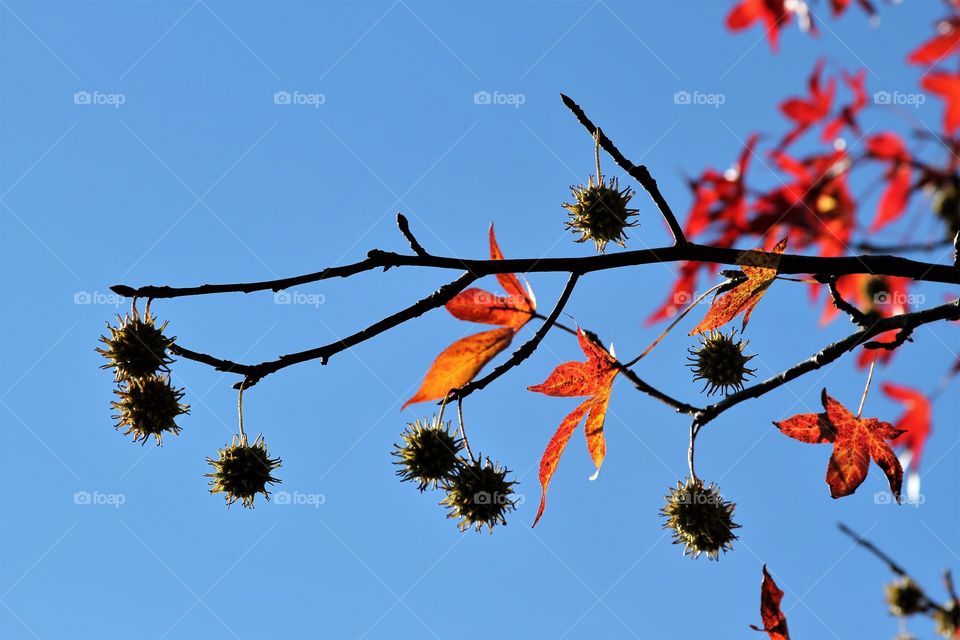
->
xmin=404 ymin=226 xmax=535 ymax=409
xmin=910 ymin=16 xmax=960 ymax=134
xmin=726 ymin=0 xmax=875 ymax=52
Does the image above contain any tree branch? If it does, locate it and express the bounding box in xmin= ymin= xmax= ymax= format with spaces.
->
xmin=111 ymin=242 xmax=960 ymax=301
xmin=560 ymin=93 xmax=688 ymax=247
xmin=170 ymin=272 xmax=478 ymax=389
xmin=691 ymin=298 xmax=960 ymax=430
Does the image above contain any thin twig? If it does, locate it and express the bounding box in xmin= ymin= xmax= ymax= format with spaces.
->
xmin=396 ymin=212 xmax=429 ymax=257
xmin=560 ymin=93 xmax=688 ymax=247
xmin=857 ymin=354 xmax=878 ymax=418
xmin=456 ymin=397 xmax=476 ymax=464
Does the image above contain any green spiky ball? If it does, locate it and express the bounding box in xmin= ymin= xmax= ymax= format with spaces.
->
xmin=98 ymin=311 xmax=175 ymax=381
xmin=563 ymin=175 xmax=639 ymax=253
xmin=885 ymin=577 xmax=926 ymax=617
xmin=932 ymin=176 xmax=960 ymax=241
xmin=112 ymin=374 xmax=188 ymax=445
xmin=393 ymin=416 xmax=463 ymax=491
xmin=207 ymin=433 xmax=281 ymax=508
xmin=687 ymin=330 xmax=756 ymax=396
xmin=661 ymin=477 xmax=740 ymax=560
xmin=441 ymin=458 xmax=516 ymax=533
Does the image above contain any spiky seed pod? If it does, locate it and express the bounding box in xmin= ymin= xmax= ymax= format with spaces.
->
xmin=98 ymin=311 xmax=175 ymax=381
xmin=393 ymin=416 xmax=463 ymax=491
xmin=660 ymin=476 xmax=740 ymax=560
xmin=935 ymin=600 xmax=960 ymax=639
xmin=563 ymin=175 xmax=639 ymax=253
xmin=687 ymin=330 xmax=756 ymax=396
xmin=932 ymin=176 xmax=960 ymax=240
xmin=206 ymin=433 xmax=281 ymax=508
xmin=112 ymin=374 xmax=188 ymax=445
xmin=441 ymin=457 xmax=516 ymax=533
xmin=884 ymin=577 xmax=927 ymax=617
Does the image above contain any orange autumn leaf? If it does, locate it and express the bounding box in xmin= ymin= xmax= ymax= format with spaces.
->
xmin=402 ymin=328 xmax=515 ymax=409
xmin=527 ymin=328 xmax=618 ymax=526
xmin=749 ymin=565 xmax=790 ymax=640
xmin=774 ymin=389 xmax=905 ymax=501
xmin=690 ymin=237 xmax=787 ymax=335
xmin=403 ymin=225 xmax=536 ymax=409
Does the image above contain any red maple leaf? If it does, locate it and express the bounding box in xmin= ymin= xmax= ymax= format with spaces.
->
xmin=822 ymin=69 xmax=867 ymax=142
xmin=750 ymin=149 xmax=855 ymax=258
xmin=908 ymin=17 xmax=960 ymax=66
xmin=774 ymin=389 xmax=905 ymax=500
xmin=778 ymin=60 xmax=835 ymax=149
xmin=403 ymin=226 xmax=535 ymax=409
xmin=882 ymin=382 xmax=932 ymax=502
xmin=865 ymin=133 xmax=913 ymax=231
xmin=750 ymin=565 xmax=790 ymax=640
xmin=726 ymin=0 xmax=790 ymax=51
xmin=922 ymin=72 xmax=960 ymax=136
xmin=689 ymin=237 xmax=787 ymax=334
xmin=527 ymin=328 xmax=618 ymax=526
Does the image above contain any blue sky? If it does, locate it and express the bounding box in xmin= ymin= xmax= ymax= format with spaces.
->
xmin=1 ymin=1 xmax=958 ymax=638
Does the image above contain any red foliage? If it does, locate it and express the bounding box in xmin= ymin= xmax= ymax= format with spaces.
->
xmin=775 ymin=389 xmax=904 ymax=500
xmin=528 ymin=329 xmax=618 ymax=526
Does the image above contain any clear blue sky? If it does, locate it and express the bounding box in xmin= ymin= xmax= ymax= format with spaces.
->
xmin=1 ymin=1 xmax=957 ymax=638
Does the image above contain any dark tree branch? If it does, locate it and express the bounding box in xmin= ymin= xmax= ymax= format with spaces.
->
xmin=691 ymin=298 xmax=960 ymax=430
xmin=837 ymin=523 xmax=909 ymax=577
xmin=559 ymin=93 xmax=688 ymax=247
xmin=616 ymin=365 xmax=703 ymax=415
xmin=839 ymin=523 xmax=952 ymax=616
xmin=111 ymin=243 xmax=960 ymax=301
xmin=396 ymin=212 xmax=429 ymax=257
xmin=852 ymin=238 xmax=951 ymax=254
xmin=449 ymin=272 xmax=581 ymax=402
xmin=171 ymin=272 xmax=478 ymax=389
xmin=820 ymin=274 xmax=870 ymax=326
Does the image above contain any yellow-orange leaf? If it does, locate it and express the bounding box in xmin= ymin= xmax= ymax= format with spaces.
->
xmin=402 ymin=328 xmax=514 ymax=410
xmin=690 ymin=237 xmax=787 ymax=335
xmin=528 ymin=328 xmax=618 ymax=526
